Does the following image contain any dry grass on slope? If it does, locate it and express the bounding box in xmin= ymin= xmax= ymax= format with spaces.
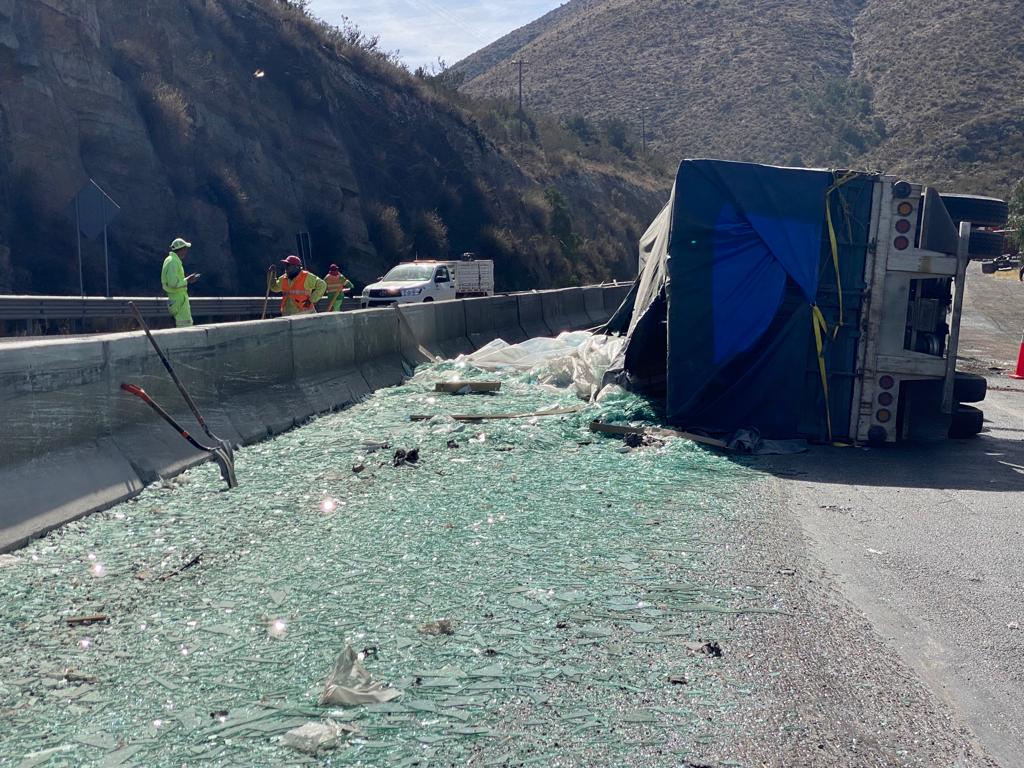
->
xmin=457 ymin=0 xmax=1022 ymax=196
xmin=853 ymin=0 xmax=1024 ymax=194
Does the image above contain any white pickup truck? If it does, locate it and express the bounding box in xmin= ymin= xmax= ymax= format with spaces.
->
xmin=360 ymin=259 xmax=495 ymax=308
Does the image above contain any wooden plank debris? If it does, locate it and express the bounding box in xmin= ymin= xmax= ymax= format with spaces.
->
xmin=410 ymin=406 xmax=583 ymax=423
xmin=434 ymin=381 xmax=501 ymax=394
xmin=588 ymin=421 xmax=729 ymax=450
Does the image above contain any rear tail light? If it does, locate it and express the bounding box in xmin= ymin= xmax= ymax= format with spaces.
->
xmin=893 ymin=181 xmax=913 ymax=198
xmin=895 ymin=219 xmax=912 ymax=234
xmin=894 ymin=236 xmax=910 ymax=250
xmin=876 ymin=409 xmax=892 ymax=423
xmin=878 ymin=391 xmax=894 ymax=407
xmin=879 ymin=375 xmax=895 ymax=390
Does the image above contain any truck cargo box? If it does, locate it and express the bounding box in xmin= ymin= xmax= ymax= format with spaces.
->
xmin=605 ymin=159 xmax=987 ymax=444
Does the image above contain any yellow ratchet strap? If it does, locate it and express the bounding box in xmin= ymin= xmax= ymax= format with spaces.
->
xmin=824 ymin=171 xmax=859 ymax=340
xmin=812 ymin=304 xmax=835 ymax=444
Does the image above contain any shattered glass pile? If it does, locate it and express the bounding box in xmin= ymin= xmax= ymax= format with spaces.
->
xmin=0 ymin=357 xmax=763 ymax=766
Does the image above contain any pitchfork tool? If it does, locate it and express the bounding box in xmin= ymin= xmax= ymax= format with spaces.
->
xmin=127 ymin=302 xmax=237 ymax=489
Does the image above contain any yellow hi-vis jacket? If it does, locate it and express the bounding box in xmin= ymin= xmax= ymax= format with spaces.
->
xmin=161 ymin=251 xmax=188 ymax=297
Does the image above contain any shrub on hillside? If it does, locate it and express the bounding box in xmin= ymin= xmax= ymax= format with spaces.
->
xmin=366 ymin=203 xmax=410 ymax=261
xmin=413 ymin=211 xmax=449 ymax=260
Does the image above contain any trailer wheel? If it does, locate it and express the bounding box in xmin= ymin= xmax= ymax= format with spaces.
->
xmin=953 ymin=372 xmax=987 ymax=403
xmin=969 ymin=230 xmax=1006 ymax=259
xmin=939 ymin=194 xmax=1009 ymax=228
xmin=949 ymin=404 xmax=984 ymax=439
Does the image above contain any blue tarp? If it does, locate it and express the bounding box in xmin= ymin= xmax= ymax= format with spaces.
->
xmin=606 ymin=159 xmax=875 ymax=440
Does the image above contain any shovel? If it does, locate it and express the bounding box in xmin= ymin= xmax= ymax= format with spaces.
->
xmin=121 ymin=384 xmax=238 ymax=488
xmin=127 ymin=302 xmax=237 ymax=489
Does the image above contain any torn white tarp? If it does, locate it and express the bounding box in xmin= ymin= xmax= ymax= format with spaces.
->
xmin=318 ymin=645 xmax=401 ymax=706
xmin=459 ymin=332 xmax=626 ymax=401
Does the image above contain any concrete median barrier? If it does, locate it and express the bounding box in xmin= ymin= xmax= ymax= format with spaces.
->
xmin=582 ymin=286 xmax=608 ymax=326
xmin=603 ymin=283 xmax=632 ymax=317
xmin=290 ymin=312 xmax=368 ymax=415
xmin=516 ymin=292 xmax=551 ymax=339
xmin=396 ymin=301 xmax=473 ymax=363
xmin=541 ymin=288 xmax=592 ymax=333
xmin=351 ymin=309 xmax=405 ymax=391
xmin=0 ymin=440 xmax=143 ymax=552
xmin=464 ymin=295 xmax=527 ymax=348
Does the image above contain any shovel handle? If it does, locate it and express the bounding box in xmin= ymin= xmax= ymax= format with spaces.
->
xmin=120 ymin=382 xmax=210 ymax=452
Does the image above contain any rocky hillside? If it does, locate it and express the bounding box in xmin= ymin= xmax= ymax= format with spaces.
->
xmin=455 ymin=0 xmax=1023 ymax=198
xmin=0 ymin=0 xmax=666 ymax=296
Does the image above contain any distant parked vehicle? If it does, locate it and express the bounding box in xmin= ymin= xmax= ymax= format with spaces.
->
xmin=360 ymin=257 xmax=495 ymax=308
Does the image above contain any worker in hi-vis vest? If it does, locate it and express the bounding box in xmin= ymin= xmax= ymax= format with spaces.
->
xmin=267 ymin=255 xmax=327 ymax=315
xmin=324 ymin=264 xmax=354 ymax=311
xmin=161 ymin=237 xmax=200 ymax=327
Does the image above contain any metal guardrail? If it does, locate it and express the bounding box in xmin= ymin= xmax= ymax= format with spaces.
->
xmin=0 ymin=283 xmax=634 ymax=325
xmin=0 ymin=295 xmax=360 ymax=321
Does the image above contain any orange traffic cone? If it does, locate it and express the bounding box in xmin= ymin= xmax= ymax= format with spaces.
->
xmin=1010 ymin=332 xmax=1024 ymax=379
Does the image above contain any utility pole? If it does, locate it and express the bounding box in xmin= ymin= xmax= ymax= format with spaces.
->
xmin=640 ymin=103 xmax=647 ymax=155
xmin=512 ymin=60 xmax=527 ymax=154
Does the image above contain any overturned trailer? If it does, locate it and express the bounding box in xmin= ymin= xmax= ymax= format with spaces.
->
xmin=606 ymin=159 xmax=1007 ymax=444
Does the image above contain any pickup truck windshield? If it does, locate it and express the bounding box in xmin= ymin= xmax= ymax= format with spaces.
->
xmin=383 ymin=264 xmax=436 ymax=282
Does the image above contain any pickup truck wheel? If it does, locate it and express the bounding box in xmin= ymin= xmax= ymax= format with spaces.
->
xmin=969 ymin=230 xmax=1006 ymax=259
xmin=939 ymin=194 xmax=1009 ymax=228
xmin=422 ymin=297 xmax=434 ymax=302
xmin=953 ymin=372 xmax=987 ymax=403
xmin=949 ymin=404 xmax=984 ymax=439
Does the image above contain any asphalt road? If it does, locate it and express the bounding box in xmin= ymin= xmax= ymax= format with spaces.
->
xmin=756 ymin=265 xmax=1024 ymax=767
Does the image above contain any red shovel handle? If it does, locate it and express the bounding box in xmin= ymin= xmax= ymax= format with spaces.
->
xmin=121 ymin=383 xmax=147 ymax=399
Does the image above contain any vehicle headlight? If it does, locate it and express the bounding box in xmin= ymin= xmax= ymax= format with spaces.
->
xmin=401 ymin=287 xmax=424 ymax=297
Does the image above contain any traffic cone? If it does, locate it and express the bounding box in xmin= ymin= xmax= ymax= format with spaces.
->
xmin=1010 ymin=332 xmax=1024 ymax=379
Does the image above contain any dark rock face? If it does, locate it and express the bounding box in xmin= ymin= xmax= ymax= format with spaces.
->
xmin=0 ymin=0 xmax=663 ymax=296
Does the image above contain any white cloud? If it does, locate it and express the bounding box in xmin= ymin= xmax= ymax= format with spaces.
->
xmin=307 ymin=0 xmax=563 ymax=69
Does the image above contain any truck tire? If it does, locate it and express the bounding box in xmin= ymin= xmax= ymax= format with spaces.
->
xmin=953 ymin=372 xmax=987 ymax=403
xmin=969 ymin=230 xmax=1006 ymax=259
xmin=939 ymin=194 xmax=1009 ymax=228
xmin=948 ymin=404 xmax=984 ymax=439
xmin=981 ymin=260 xmax=998 ymax=273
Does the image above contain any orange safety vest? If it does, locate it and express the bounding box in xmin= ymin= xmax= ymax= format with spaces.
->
xmin=326 ymin=273 xmax=350 ymax=295
xmin=279 ymin=271 xmax=314 ymax=313
xmin=325 ymin=273 xmax=351 ymax=310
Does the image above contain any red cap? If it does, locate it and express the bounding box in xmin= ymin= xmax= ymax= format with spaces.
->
xmin=280 ymin=255 xmax=302 ymax=267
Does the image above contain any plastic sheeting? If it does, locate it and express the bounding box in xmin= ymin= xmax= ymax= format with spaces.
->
xmin=459 ymin=331 xmax=627 ymax=401
xmin=0 ymin=362 xmax=765 ymax=766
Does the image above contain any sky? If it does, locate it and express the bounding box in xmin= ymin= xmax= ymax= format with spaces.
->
xmin=307 ymin=0 xmax=564 ymax=70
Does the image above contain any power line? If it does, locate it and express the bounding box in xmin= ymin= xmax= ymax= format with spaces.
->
xmin=400 ymin=0 xmax=489 ymax=46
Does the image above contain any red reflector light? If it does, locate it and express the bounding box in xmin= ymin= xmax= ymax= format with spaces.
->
xmin=878 ymin=391 xmax=894 ymax=407
xmin=879 ymin=375 xmax=895 ymax=390
xmin=876 ymin=409 xmax=892 ymax=423
xmin=897 ymin=202 xmax=914 ymax=216
xmin=894 ymin=236 xmax=910 ymax=250
xmin=895 ymin=219 xmax=912 ymax=234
